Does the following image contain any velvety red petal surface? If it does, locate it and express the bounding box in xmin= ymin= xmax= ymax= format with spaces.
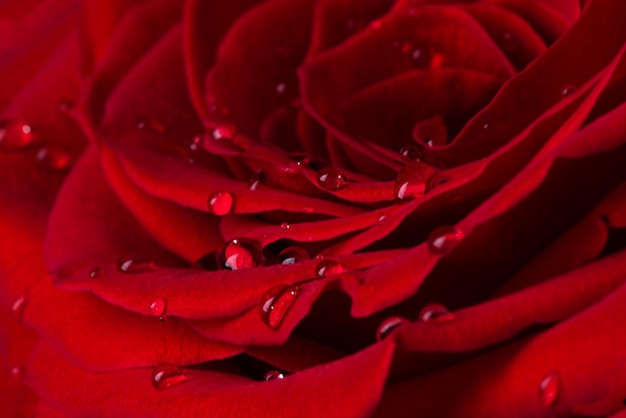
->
xmin=2 ymin=0 xmax=626 ymax=416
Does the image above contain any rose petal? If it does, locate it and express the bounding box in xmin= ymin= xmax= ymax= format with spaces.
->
xmin=27 ymin=339 xmax=394 ymax=417
xmin=376 ymin=281 xmax=626 ymax=417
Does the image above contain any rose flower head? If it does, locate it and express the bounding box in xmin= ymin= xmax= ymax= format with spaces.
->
xmin=1 ymin=0 xmax=626 ymax=417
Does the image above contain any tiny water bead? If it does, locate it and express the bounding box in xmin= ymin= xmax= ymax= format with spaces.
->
xmin=399 ymin=145 xmax=421 ymax=161
xmin=278 ymin=246 xmax=309 ymax=265
xmin=0 ymin=120 xmax=34 ymax=152
xmin=315 ymin=259 xmax=344 ymax=278
xmin=539 ymin=372 xmax=560 ymax=407
xmin=425 ymin=174 xmax=452 ymax=193
xmin=36 ymin=146 xmax=72 ymax=171
xmin=10 ymin=366 xmax=22 ymax=381
xmin=117 ymin=256 xmax=156 ymax=274
xmin=89 ymin=267 xmax=105 ymax=279
xmin=11 ymin=296 xmax=26 ymax=319
xmin=249 ymin=169 xmax=270 ymax=191
xmin=275 ymin=82 xmax=287 ymax=95
xmin=376 ymin=316 xmax=409 ymax=341
xmin=217 ymin=239 xmax=264 ymax=270
xmin=207 ymin=192 xmax=233 ymax=216
xmin=264 ymin=370 xmax=285 ymax=381
xmin=427 ymin=226 xmax=464 ymax=255
xmin=151 ymin=363 xmax=186 ymax=391
xmin=420 ymin=303 xmax=455 ymax=322
xmin=394 ymin=161 xmax=437 ymax=200
xmin=317 ymin=166 xmax=346 ymax=191
xmin=148 ymin=298 xmax=167 ymax=320
xmin=561 ymin=85 xmax=577 ymax=98
xmin=137 ymin=117 xmax=167 ymax=135
xmin=211 ymin=124 xmax=237 ymax=140
xmin=259 ymin=284 xmax=300 ymax=329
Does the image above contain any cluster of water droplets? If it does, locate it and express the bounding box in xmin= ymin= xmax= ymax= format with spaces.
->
xmin=0 ymin=111 xmax=73 ymax=171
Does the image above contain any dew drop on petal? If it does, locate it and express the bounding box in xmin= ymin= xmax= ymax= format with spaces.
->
xmin=427 ymin=226 xmax=464 ymax=255
xmin=117 ymin=256 xmax=156 ymax=274
xmin=137 ymin=117 xmax=167 ymax=135
xmin=207 ymin=192 xmax=233 ymax=216
xmin=259 ymin=284 xmax=300 ymax=329
xmin=0 ymin=120 xmax=34 ymax=152
xmin=249 ymin=169 xmax=268 ymax=191
xmin=276 ymin=82 xmax=287 ymax=95
xmin=217 ymin=239 xmax=264 ymax=270
xmin=399 ymin=145 xmax=420 ymax=161
xmin=561 ymin=85 xmax=577 ymax=98
xmin=425 ymin=174 xmax=452 ymax=193
xmin=211 ymin=124 xmax=237 ymax=140
xmin=376 ymin=316 xmax=409 ymax=341
xmin=89 ymin=267 xmax=105 ymax=279
xmin=10 ymin=366 xmax=22 ymax=381
xmin=36 ymin=146 xmax=72 ymax=171
xmin=419 ymin=303 xmax=455 ymax=322
xmin=539 ymin=372 xmax=560 ymax=407
xmin=278 ymin=246 xmax=309 ymax=265
xmin=11 ymin=296 xmax=26 ymax=320
xmin=279 ymin=222 xmax=290 ymax=231
xmin=317 ymin=167 xmax=345 ymax=190
xmin=151 ymin=363 xmax=186 ymax=390
xmin=315 ymin=259 xmax=344 ymax=278
xmin=148 ymin=298 xmax=166 ymax=319
xmin=264 ymin=370 xmax=285 ymax=381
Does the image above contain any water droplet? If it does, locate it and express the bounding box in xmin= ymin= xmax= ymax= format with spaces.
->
xmin=0 ymin=120 xmax=34 ymax=151
xmin=117 ymin=256 xmax=156 ymax=274
xmin=278 ymin=246 xmax=309 ymax=265
xmin=211 ymin=124 xmax=237 ymax=140
xmin=419 ymin=303 xmax=455 ymax=322
xmin=280 ymin=222 xmax=290 ymax=231
xmin=276 ymin=82 xmax=287 ymax=95
xmin=137 ymin=117 xmax=167 ymax=135
xmin=378 ymin=215 xmax=388 ymax=223
xmin=376 ymin=316 xmax=409 ymax=341
xmin=394 ymin=161 xmax=437 ymax=200
xmin=315 ymin=259 xmax=344 ymax=278
xmin=561 ymin=85 xmax=576 ymax=98
xmin=249 ymin=169 xmax=268 ymax=191
xmin=299 ymin=157 xmax=328 ymax=172
xmin=264 ymin=370 xmax=285 ymax=381
xmin=217 ymin=239 xmax=264 ymax=270
xmin=89 ymin=267 xmax=105 ymax=279
xmin=151 ymin=363 xmax=186 ymax=390
xmin=425 ymin=174 xmax=452 ymax=193
xmin=259 ymin=284 xmax=299 ymax=329
xmin=35 ymin=146 xmax=71 ymax=171
xmin=317 ymin=167 xmax=345 ymax=191
xmin=10 ymin=366 xmax=22 ymax=380
xmin=58 ymin=99 xmax=75 ymax=115
xmin=399 ymin=145 xmax=421 ymax=161
xmin=148 ymin=298 xmax=166 ymax=320
xmin=539 ymin=372 xmax=560 ymax=407
xmin=207 ymin=192 xmax=233 ymax=216
xmin=11 ymin=296 xmax=26 ymax=319
xmin=427 ymin=226 xmax=464 ymax=255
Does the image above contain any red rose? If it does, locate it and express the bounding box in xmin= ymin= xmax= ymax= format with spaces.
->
xmin=2 ymin=0 xmax=626 ymax=416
